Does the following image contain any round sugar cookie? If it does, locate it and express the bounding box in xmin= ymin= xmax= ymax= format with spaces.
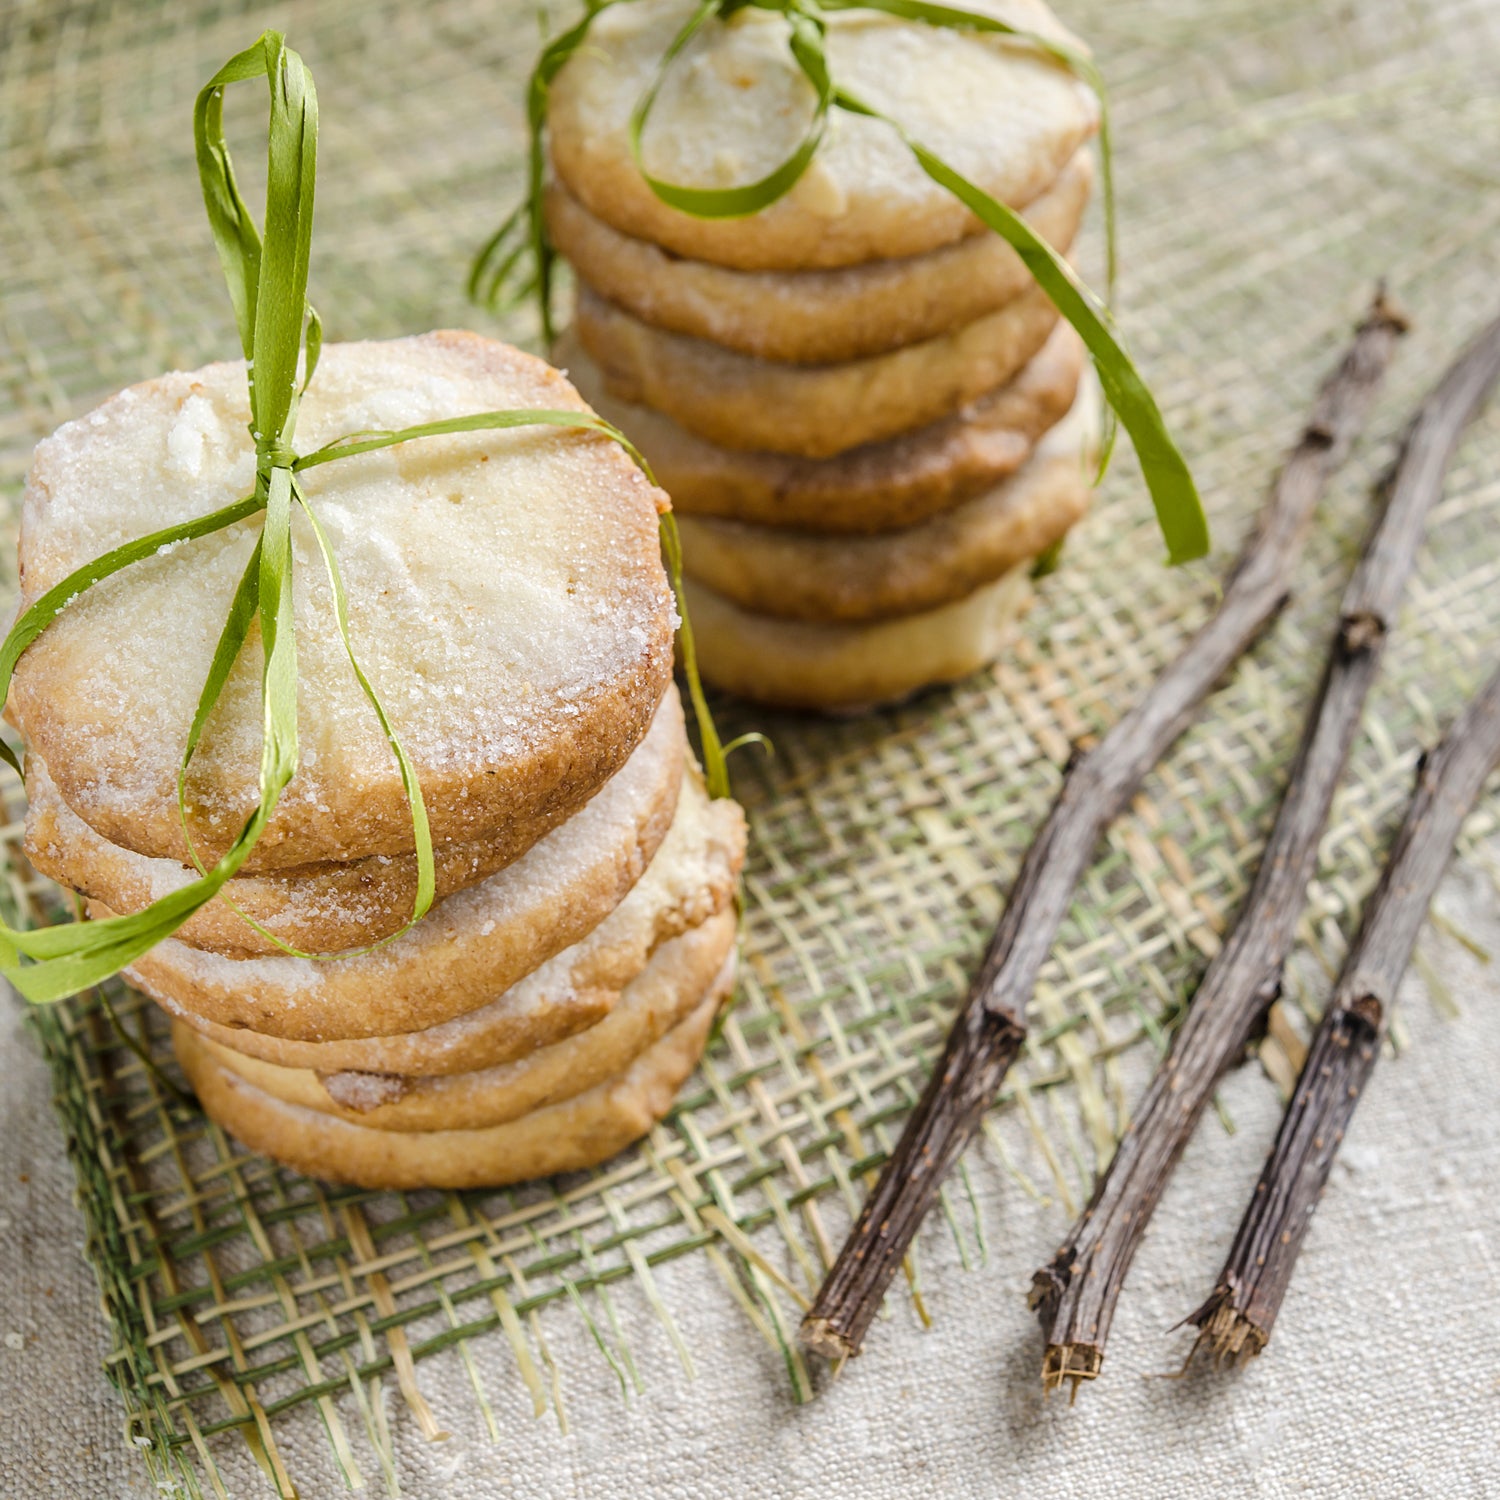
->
xmin=548 ymin=0 xmax=1097 ymax=270
xmin=26 ymin=687 xmax=684 ymax=958
xmin=558 ymin=323 xmax=1083 ymax=533
xmin=12 ymin=332 xmax=674 ymax=872
xmin=197 ymin=909 xmax=736 ymax=1133
xmin=547 ymin=152 xmax=1092 ymax=363
xmin=679 ymin=378 xmax=1097 ymax=622
xmin=164 ymin=942 xmax=610 ymax=1079
xmin=172 ymin=982 xmax=725 ymax=1190
xmin=123 ymin=768 xmax=746 ymax=1043
xmin=574 ymin=280 xmax=1059 ymax=458
xmin=683 ymin=568 xmax=1036 ymax=711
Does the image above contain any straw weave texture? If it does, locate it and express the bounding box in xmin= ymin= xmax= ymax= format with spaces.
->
xmin=2 ymin=0 xmax=1499 ymax=1493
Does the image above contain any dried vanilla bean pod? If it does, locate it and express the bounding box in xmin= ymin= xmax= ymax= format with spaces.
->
xmin=800 ymin=295 xmax=1408 ymax=1362
xmin=1031 ymin=309 xmax=1500 ymax=1395
xmin=1188 ymin=662 xmax=1500 ymax=1362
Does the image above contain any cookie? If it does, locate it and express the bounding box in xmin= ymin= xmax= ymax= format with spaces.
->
xmin=558 ymin=324 xmax=1083 ymax=533
xmin=678 ymin=378 xmax=1097 ymax=621
xmin=25 ymin=685 xmax=685 ymax=957
xmin=173 ymin=977 xmax=727 ymax=1190
xmin=12 ymin=332 xmax=673 ymax=871
xmin=197 ymin=909 xmax=736 ymax=1132
xmin=573 ymin=279 xmax=1059 ymax=458
xmin=546 ymin=152 xmax=1091 ymax=364
xmin=683 ymin=568 xmax=1036 ymax=711
xmin=548 ymin=0 xmax=1097 ymax=270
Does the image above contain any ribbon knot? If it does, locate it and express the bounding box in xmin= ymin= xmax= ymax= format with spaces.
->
xmin=256 ymin=440 xmax=298 ymax=476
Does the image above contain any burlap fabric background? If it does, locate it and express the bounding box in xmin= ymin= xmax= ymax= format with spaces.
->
xmin=1 ymin=0 xmax=1498 ymax=1494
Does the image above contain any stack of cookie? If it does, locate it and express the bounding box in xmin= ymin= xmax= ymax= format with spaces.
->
xmin=15 ymin=331 xmax=745 ymax=1190
xmin=547 ymin=0 xmax=1102 ymax=709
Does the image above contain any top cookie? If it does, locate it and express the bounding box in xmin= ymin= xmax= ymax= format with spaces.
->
xmin=548 ymin=0 xmax=1098 ymax=270
xmin=12 ymin=332 xmax=675 ymax=871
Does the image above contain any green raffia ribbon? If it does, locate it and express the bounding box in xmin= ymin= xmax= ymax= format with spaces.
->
xmin=472 ymin=0 xmax=1209 ymax=566
xmin=0 ymin=31 xmax=725 ymax=1004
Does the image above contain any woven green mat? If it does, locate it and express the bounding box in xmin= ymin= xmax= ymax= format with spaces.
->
xmin=4 ymin=0 xmax=1500 ymax=1493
